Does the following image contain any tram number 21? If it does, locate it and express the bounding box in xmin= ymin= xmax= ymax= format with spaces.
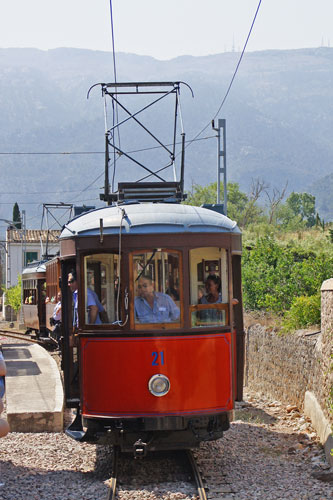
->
xmin=152 ymin=351 xmax=165 ymax=366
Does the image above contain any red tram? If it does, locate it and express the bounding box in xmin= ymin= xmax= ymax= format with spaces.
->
xmin=60 ymin=195 xmax=244 ymax=454
xmin=22 ymin=257 xmax=61 ymax=339
xmin=59 ymin=81 xmax=244 ymax=455
xmin=22 ymin=261 xmax=47 ymax=335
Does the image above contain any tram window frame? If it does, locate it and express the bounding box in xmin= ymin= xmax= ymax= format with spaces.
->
xmin=82 ymin=252 xmax=121 ymax=328
xmin=189 ymin=247 xmax=230 ymax=329
xmin=129 ymin=249 xmax=183 ymax=330
xmin=23 ymin=279 xmax=38 ymax=305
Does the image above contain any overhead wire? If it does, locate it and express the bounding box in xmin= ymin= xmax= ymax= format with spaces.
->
xmin=0 ymin=135 xmax=215 ymax=158
xmin=0 ymin=198 xmax=99 ymax=206
xmin=185 ymin=0 xmax=263 ymax=150
xmin=108 ymin=0 xmax=121 ymax=192
xmin=0 ymin=136 xmax=215 ymax=199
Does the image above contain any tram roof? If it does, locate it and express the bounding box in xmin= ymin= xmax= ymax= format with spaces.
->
xmin=60 ymin=203 xmax=241 ymax=238
xmin=22 ymin=261 xmax=46 ymax=276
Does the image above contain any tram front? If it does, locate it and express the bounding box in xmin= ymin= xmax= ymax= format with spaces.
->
xmin=60 ymin=201 xmax=244 ymax=455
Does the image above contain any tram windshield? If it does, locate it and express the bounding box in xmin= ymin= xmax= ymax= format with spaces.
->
xmin=189 ymin=247 xmax=229 ymax=328
xmin=132 ymin=250 xmax=181 ymax=327
xmin=83 ymin=253 xmax=120 ymax=325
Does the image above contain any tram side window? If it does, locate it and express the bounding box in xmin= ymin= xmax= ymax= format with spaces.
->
xmin=83 ymin=253 xmax=119 ymax=325
xmin=132 ymin=250 xmax=181 ymax=326
xmin=189 ymin=247 xmax=229 ymax=328
xmin=23 ymin=279 xmax=37 ymax=305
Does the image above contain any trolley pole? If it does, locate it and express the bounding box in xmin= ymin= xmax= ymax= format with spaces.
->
xmin=212 ymin=119 xmax=227 ymax=215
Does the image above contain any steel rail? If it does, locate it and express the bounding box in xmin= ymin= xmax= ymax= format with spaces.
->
xmin=0 ymin=329 xmax=41 ymax=344
xmin=186 ymin=450 xmax=207 ymax=500
xmin=0 ymin=329 xmax=57 ymax=351
xmin=106 ymin=446 xmax=119 ymax=500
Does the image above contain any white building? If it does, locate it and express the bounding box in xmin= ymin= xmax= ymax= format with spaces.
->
xmin=5 ymin=228 xmax=60 ymax=289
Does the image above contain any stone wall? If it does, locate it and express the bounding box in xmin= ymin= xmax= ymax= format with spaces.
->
xmin=320 ymin=279 xmax=333 ymax=425
xmin=245 ymin=278 xmax=333 ymax=427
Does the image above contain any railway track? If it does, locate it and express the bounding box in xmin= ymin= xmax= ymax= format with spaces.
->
xmin=105 ymin=448 xmax=207 ymax=500
xmin=0 ymin=328 xmax=57 ymax=349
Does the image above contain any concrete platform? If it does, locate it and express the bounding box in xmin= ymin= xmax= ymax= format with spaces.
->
xmin=304 ymin=391 xmax=333 ymax=468
xmin=2 ymin=342 xmax=64 ymax=432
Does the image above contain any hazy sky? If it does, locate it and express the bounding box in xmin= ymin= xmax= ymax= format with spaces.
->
xmin=1 ymin=0 xmax=332 ymax=60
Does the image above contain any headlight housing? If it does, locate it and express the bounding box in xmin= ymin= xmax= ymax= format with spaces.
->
xmin=148 ymin=374 xmax=170 ymax=397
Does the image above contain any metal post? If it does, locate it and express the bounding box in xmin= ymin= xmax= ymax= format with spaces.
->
xmin=23 ymin=210 xmax=27 ymax=263
xmin=104 ymin=133 xmax=110 ymax=204
xmin=216 ymin=124 xmax=221 ymax=204
xmin=19 ymin=210 xmax=26 ymax=324
xmin=212 ymin=119 xmax=227 ymax=214
xmin=5 ymin=233 xmax=10 ymax=321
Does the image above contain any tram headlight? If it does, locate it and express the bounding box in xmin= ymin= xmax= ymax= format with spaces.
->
xmin=148 ymin=374 xmax=170 ymax=397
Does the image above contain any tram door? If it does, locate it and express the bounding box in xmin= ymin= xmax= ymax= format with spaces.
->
xmin=37 ymin=279 xmax=46 ymax=329
xmin=61 ymin=259 xmax=80 ymax=406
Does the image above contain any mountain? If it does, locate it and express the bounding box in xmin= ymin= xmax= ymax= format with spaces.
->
xmin=0 ymin=47 xmax=332 ymax=225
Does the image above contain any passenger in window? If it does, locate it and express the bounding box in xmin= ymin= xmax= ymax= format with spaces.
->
xmin=166 ymin=275 xmax=180 ymax=301
xmin=197 ymin=286 xmax=205 ymax=302
xmin=198 ymin=275 xmax=223 ymax=324
xmin=200 ymin=274 xmax=222 ymax=304
xmin=135 ymin=275 xmax=180 ymax=323
xmin=68 ymin=271 xmax=104 ymax=326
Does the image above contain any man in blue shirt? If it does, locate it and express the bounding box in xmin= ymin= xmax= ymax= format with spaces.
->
xmin=68 ymin=272 xmax=102 ymax=326
xmin=135 ymin=275 xmax=180 ymax=324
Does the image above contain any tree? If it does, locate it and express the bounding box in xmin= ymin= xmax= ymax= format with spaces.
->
xmin=185 ymin=181 xmax=261 ymax=226
xmin=286 ymin=192 xmax=316 ymax=227
xmin=4 ymin=275 xmax=22 ymax=313
xmin=265 ymin=182 xmax=288 ymax=224
xmin=12 ymin=202 xmax=21 ymax=229
xmin=240 ymin=178 xmax=267 ymax=227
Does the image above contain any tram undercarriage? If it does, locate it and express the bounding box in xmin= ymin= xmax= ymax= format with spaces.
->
xmin=66 ymin=411 xmax=231 ymax=455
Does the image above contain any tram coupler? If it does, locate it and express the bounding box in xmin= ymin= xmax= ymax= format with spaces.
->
xmin=133 ymin=438 xmax=147 ymax=458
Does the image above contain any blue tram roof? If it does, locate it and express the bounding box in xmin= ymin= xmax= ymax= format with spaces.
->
xmin=60 ymin=203 xmax=240 ymax=238
xmin=22 ymin=261 xmax=46 ymax=276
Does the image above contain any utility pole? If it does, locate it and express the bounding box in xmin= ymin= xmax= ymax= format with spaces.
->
xmin=19 ymin=210 xmax=26 ymax=324
xmin=212 ymin=119 xmax=227 ymax=215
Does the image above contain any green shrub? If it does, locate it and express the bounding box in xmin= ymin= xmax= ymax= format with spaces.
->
xmin=242 ymin=236 xmax=333 ymax=314
xmin=3 ymin=275 xmax=22 ymax=313
xmin=282 ymin=293 xmax=321 ymax=331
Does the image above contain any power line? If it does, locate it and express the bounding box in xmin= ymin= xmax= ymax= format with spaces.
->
xmin=186 ymin=0 xmax=263 ymax=149
xmin=0 ymin=188 xmax=100 ymax=195
xmin=212 ymin=0 xmax=263 ymax=121
xmin=0 ymin=151 xmax=104 ymax=155
xmin=0 ymin=198 xmax=99 ymax=206
xmin=0 ymin=134 xmax=215 ymax=157
xmin=109 ymin=0 xmax=118 ymax=86
xmin=108 ymin=0 xmax=121 ymax=192
xmin=0 ymin=135 xmax=215 ymax=197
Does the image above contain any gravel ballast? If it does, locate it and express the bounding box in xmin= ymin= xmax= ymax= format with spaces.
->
xmin=0 ymin=389 xmax=332 ymax=499
xmin=0 ymin=338 xmax=331 ymax=499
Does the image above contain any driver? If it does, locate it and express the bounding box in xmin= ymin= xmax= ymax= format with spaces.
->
xmin=135 ymin=275 xmax=180 ymax=323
